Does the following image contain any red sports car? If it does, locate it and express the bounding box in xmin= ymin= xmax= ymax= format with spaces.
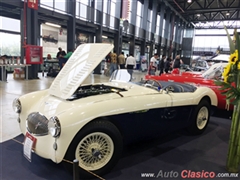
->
xmin=145 ymin=63 xmax=233 ymax=110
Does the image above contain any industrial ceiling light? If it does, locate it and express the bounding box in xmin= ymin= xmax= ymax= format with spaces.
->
xmin=197 ymin=14 xmax=201 ymax=17
xmin=187 ymin=0 xmax=192 ymax=3
xmin=226 ymin=12 xmax=230 ymax=16
xmin=45 ymin=22 xmax=61 ymax=28
xmin=102 ymin=35 xmax=108 ymax=39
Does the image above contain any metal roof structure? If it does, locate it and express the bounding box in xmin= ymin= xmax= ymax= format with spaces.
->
xmin=164 ymin=0 xmax=240 ymax=29
xmin=1 ymin=0 xmax=240 ymax=29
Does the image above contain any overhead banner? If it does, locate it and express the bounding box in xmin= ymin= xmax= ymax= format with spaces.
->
xmin=28 ymin=0 xmax=38 ymax=10
xmin=121 ymin=0 xmax=130 ymax=19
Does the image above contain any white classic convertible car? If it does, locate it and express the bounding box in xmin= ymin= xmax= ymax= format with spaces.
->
xmin=13 ymin=44 xmax=218 ymax=177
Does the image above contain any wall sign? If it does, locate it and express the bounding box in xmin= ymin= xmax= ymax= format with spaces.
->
xmin=25 ymin=45 xmax=43 ymax=64
xmin=28 ymin=0 xmax=38 ymax=10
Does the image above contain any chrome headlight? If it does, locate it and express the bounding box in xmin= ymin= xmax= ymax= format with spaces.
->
xmin=12 ymin=98 xmax=21 ymax=113
xmin=48 ymin=116 xmax=61 ymax=137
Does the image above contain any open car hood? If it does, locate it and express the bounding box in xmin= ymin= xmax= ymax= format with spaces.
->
xmin=49 ymin=43 xmax=114 ymax=99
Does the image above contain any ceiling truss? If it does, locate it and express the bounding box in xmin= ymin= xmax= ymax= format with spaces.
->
xmin=165 ymin=0 xmax=240 ymax=29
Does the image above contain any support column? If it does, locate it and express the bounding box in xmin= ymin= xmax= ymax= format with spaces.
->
xmin=20 ymin=9 xmax=25 ymax=62
xmin=181 ymin=25 xmax=194 ymax=65
xmin=114 ymin=0 xmax=123 ymax=55
xmin=67 ymin=0 xmax=76 ymax=51
xmin=114 ymin=26 xmax=123 ymax=55
xmin=158 ymin=2 xmax=165 ymax=55
xmin=94 ymin=0 xmax=103 ymax=74
xmin=129 ymin=0 xmax=137 ymax=56
xmin=150 ymin=0 xmax=157 ymax=55
xmin=163 ymin=8 xmax=171 ymax=56
xmin=173 ymin=16 xmax=180 ymax=57
xmin=169 ymin=12 xmax=175 ymax=55
xmin=140 ymin=0 xmax=149 ymax=57
xmin=25 ymin=7 xmax=39 ymax=79
xmin=129 ymin=37 xmax=135 ymax=56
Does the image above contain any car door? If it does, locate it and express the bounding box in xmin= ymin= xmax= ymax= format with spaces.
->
xmin=161 ymin=92 xmax=195 ymax=130
xmin=111 ymin=91 xmax=175 ymax=142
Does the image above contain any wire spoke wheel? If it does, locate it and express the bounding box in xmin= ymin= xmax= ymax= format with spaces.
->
xmin=76 ymin=132 xmax=114 ymax=171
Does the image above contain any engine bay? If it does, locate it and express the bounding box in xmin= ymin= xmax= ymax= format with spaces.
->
xmin=68 ymin=84 xmax=127 ymax=100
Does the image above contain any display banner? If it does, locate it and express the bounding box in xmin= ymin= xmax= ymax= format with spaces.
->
xmin=25 ymin=45 xmax=43 ymax=64
xmin=28 ymin=0 xmax=38 ymax=10
xmin=121 ymin=0 xmax=130 ymax=19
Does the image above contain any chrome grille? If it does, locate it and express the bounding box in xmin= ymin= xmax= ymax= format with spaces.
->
xmin=26 ymin=112 xmax=49 ymax=136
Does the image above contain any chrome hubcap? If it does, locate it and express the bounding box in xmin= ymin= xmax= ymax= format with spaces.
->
xmin=76 ymin=132 xmax=114 ymax=171
xmin=197 ymin=106 xmax=208 ymax=130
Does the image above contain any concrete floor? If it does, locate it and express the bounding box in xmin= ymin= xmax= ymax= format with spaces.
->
xmin=0 ymin=71 xmax=146 ymax=142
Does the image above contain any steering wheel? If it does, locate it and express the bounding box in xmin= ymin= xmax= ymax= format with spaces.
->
xmin=144 ymin=79 xmax=163 ymax=90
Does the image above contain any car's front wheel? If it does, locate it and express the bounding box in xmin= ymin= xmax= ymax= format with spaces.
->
xmin=64 ymin=120 xmax=123 ymax=178
xmin=187 ymin=99 xmax=210 ymax=135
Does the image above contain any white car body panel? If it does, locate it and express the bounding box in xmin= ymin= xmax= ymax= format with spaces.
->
xmin=49 ymin=43 xmax=113 ymax=99
xmin=18 ymin=83 xmax=217 ymax=162
xmin=16 ymin=43 xmax=218 ymax=164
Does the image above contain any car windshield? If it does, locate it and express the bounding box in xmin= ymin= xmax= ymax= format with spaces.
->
xmin=202 ymin=63 xmax=227 ymax=80
xmin=109 ymin=69 xmax=131 ymax=82
xmin=110 ymin=70 xmax=161 ymax=91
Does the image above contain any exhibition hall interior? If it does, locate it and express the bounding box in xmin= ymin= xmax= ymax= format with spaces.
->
xmin=1 ymin=0 xmax=240 ymax=179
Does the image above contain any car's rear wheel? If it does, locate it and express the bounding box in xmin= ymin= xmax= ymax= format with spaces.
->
xmin=64 ymin=120 xmax=123 ymax=178
xmin=187 ymin=100 xmax=210 ymax=135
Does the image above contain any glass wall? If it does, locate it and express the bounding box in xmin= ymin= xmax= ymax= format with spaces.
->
xmin=136 ymin=1 xmax=143 ymax=28
xmin=0 ymin=33 xmax=21 ymax=56
xmin=0 ymin=16 xmax=20 ymax=32
xmin=135 ymin=1 xmax=143 ymax=37
xmin=194 ymin=36 xmax=230 ymax=50
xmin=155 ymin=15 xmax=160 ymax=35
xmin=193 ymin=29 xmax=235 ymax=52
xmin=76 ymin=0 xmax=90 ymax=20
xmin=0 ymin=16 xmax=21 ymax=56
xmin=172 ymin=24 xmax=176 ymax=43
xmin=162 ymin=19 xmax=165 ymax=37
xmin=40 ymin=0 xmax=66 ymax=13
xmin=110 ymin=0 xmax=117 ymax=28
xmin=147 ymin=9 xmax=152 ymax=40
xmin=183 ymin=27 xmax=194 ymax=38
xmin=102 ymin=0 xmax=117 ymax=29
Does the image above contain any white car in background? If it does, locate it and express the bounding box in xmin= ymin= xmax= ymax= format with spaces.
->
xmin=13 ymin=43 xmax=218 ymax=177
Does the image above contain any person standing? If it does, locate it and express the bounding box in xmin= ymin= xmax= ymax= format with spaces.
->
xmin=56 ymin=47 xmax=63 ymax=61
xmin=173 ymin=55 xmax=183 ymax=69
xmin=164 ymin=56 xmax=171 ymax=73
xmin=168 ymin=55 xmax=173 ymax=71
xmin=109 ymin=50 xmax=118 ymax=76
xmin=149 ymin=53 xmax=158 ymax=75
xmin=159 ymin=54 xmax=166 ymax=75
xmin=118 ymin=52 xmax=125 ymax=69
xmin=125 ymin=53 xmax=136 ymax=80
xmin=148 ymin=61 xmax=156 ymax=75
xmin=56 ymin=47 xmax=64 ymax=69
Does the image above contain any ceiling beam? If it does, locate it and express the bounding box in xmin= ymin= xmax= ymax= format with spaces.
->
xmin=182 ymin=7 xmax=239 ymax=13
